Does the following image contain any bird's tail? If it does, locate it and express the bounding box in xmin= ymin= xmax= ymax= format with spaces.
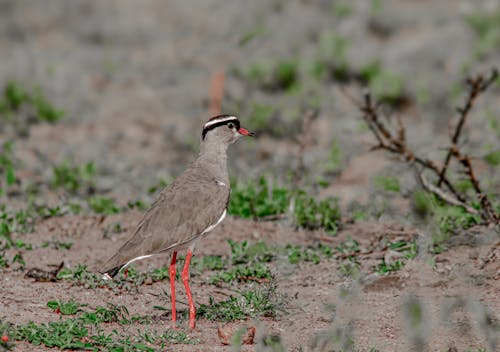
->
xmin=101 ymin=265 xmax=122 ymax=280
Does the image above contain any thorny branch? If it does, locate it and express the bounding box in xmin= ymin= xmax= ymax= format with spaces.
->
xmin=356 ymin=68 xmax=499 ymax=226
xmin=437 ymin=68 xmax=499 ymax=186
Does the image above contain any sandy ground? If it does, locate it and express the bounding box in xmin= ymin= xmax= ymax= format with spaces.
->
xmin=1 ymin=214 xmax=499 ymax=351
xmin=0 ymin=1 xmax=499 ymax=351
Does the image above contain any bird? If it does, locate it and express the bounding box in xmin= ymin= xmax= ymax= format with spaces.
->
xmin=100 ymin=115 xmax=254 ymax=329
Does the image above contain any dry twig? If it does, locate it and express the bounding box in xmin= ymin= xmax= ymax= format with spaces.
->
xmin=437 ymin=69 xmax=499 ymax=186
xmin=356 ymin=68 xmax=499 ymax=226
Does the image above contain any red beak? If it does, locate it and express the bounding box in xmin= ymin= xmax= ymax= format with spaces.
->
xmin=238 ymin=127 xmax=255 ymax=137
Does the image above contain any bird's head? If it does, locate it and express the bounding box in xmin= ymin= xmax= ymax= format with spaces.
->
xmin=201 ymin=115 xmax=254 ymax=146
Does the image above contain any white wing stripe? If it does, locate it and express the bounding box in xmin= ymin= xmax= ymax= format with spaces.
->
xmin=116 ymin=209 xmax=227 ymax=272
xmin=201 ymin=209 xmax=227 ymax=234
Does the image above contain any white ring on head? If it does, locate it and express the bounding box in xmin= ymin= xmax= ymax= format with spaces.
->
xmin=203 ymin=116 xmax=238 ymax=129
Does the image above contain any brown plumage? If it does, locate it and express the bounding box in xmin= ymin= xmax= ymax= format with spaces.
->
xmin=100 ymin=115 xmax=253 ymax=329
xmin=101 ymin=165 xmax=230 ymax=276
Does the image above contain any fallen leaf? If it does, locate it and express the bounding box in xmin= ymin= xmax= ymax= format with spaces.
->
xmin=218 ymin=323 xmax=256 ymax=345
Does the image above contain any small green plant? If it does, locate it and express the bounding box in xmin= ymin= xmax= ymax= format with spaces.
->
xmin=192 ymin=255 xmax=227 ymax=271
xmin=229 ymin=177 xmax=289 ymax=219
xmin=293 ymin=192 xmax=341 ymax=234
xmin=58 ymin=263 xmax=179 ymax=291
xmin=51 ymin=160 xmax=96 ymax=194
xmin=243 ymin=60 xmax=299 ymax=92
xmin=484 ymin=149 xmax=500 ymax=166
xmin=102 ymin=222 xmax=124 ymax=238
xmin=209 ymin=263 xmax=271 ymax=284
xmin=0 ymin=141 xmax=16 ymax=195
xmin=430 ymin=195 xmax=482 ymax=236
xmin=3 ymin=319 xmax=89 ymax=349
xmin=464 ymin=9 xmax=500 ymax=58
xmin=0 ymin=207 xmax=37 ymax=250
xmin=87 ymin=196 xmax=119 ymax=215
xmin=228 ymin=240 xmax=274 ymax=265
xmin=47 ymin=300 xmax=84 ymax=315
xmin=412 ymin=190 xmax=432 ymax=218
xmin=376 ymin=240 xmax=418 ymax=274
xmin=0 ymin=302 xmax=195 ymax=350
xmin=147 ymin=177 xmax=169 ymax=195
xmin=56 ymin=264 xmax=106 ymax=288
xmin=32 ymin=88 xmax=65 ymax=122
xmin=335 ymin=237 xmax=360 ymax=255
xmin=0 ymin=80 xmax=64 ymax=123
xmin=285 ymin=243 xmax=333 ymax=264
xmin=361 ymin=61 xmax=405 ymax=104
xmin=230 ymin=178 xmax=342 ymax=233
xmin=373 ymin=175 xmax=401 ymax=193
xmin=326 ymin=139 xmax=343 ymax=172
xmin=332 ymin=2 xmax=353 ymax=17
xmin=337 ymin=257 xmax=360 ymax=277
xmin=80 ymin=303 xmax=129 ymax=324
xmin=2 ymin=81 xmax=28 ymax=110
xmin=198 ymin=285 xmax=279 ymax=322
xmin=247 ymin=103 xmax=275 ymax=132
xmin=317 ymin=30 xmax=350 ymax=80
xmin=42 ymin=240 xmax=73 ymax=250
xmin=0 ymin=253 xmax=8 ymax=268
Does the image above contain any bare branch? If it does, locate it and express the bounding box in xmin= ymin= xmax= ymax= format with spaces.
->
xmin=437 ymin=68 xmax=499 ymax=186
xmin=416 ymin=169 xmax=478 ymax=215
xmin=455 ymin=152 xmax=499 ymax=224
xmin=356 ymin=67 xmax=499 ymax=226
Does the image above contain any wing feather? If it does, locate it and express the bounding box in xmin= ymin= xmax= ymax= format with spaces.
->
xmin=101 ymin=171 xmax=229 ymax=274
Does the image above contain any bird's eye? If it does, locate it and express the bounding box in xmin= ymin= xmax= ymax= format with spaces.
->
xmin=227 ymin=122 xmax=235 ymax=130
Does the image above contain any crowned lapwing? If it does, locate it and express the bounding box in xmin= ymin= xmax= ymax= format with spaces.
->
xmin=101 ymin=115 xmax=254 ymax=329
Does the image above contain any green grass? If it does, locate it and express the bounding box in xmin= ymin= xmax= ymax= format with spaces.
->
xmin=229 ymin=177 xmax=341 ymax=234
xmin=464 ymin=9 xmax=500 ymax=58
xmin=229 ymin=177 xmax=289 ymax=219
xmin=192 ymin=254 xmax=227 ymax=271
xmin=0 ymin=80 xmax=64 ymax=123
xmin=242 ymin=59 xmax=299 ymax=92
xmin=87 ymin=196 xmax=120 ymax=215
xmin=0 ymin=200 xmax=108 ymax=254
xmin=102 ymin=222 xmax=125 ymax=238
xmin=431 ymin=198 xmax=482 ymax=236
xmin=293 ymin=192 xmax=341 ymax=234
xmin=246 ymin=103 xmax=275 ymax=132
xmin=209 ymin=263 xmax=272 ymax=284
xmin=0 ymin=301 xmax=197 ymax=350
xmin=228 ymin=239 xmax=275 ymax=265
xmin=42 ymin=240 xmax=73 ymax=250
xmin=484 ymin=149 xmax=500 ymax=166
xmin=198 ymin=284 xmax=280 ymax=322
xmin=56 ymin=263 xmax=176 ymax=290
xmin=376 ymin=240 xmax=418 ymax=274
xmin=373 ymin=175 xmax=401 ymax=193
xmin=411 ymin=190 xmax=486 ymax=236
xmin=0 ymin=141 xmax=16 ymax=195
xmin=360 ymin=62 xmax=405 ymax=104
xmin=284 ymin=243 xmax=334 ymax=264
xmin=51 ymin=160 xmax=96 ymax=194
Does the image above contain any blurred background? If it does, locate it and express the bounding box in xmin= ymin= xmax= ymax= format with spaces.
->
xmin=1 ymin=1 xmax=499 ymax=350
xmin=1 ymin=0 xmax=499 ymax=207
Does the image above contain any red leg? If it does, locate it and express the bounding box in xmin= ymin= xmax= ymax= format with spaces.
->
xmin=169 ymin=251 xmax=178 ymax=327
xmin=182 ymin=249 xmax=196 ymax=329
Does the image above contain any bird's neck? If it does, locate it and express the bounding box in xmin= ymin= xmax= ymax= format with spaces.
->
xmin=196 ymin=140 xmax=229 ymax=183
